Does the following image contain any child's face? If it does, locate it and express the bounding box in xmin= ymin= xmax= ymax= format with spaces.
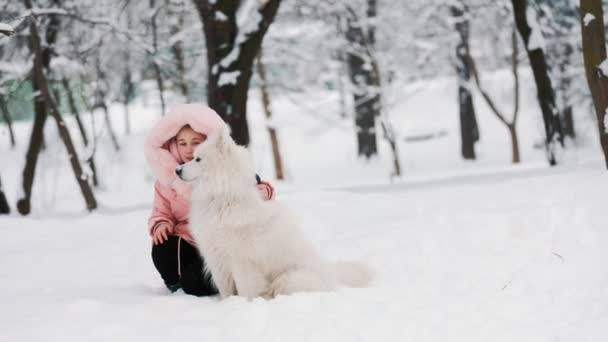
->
xmin=176 ymin=126 xmax=206 ymax=162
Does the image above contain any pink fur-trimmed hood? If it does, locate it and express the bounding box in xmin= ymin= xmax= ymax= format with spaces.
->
xmin=144 ymin=103 xmax=226 ymax=198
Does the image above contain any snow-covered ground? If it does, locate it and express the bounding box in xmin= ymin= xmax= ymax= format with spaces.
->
xmin=1 ymin=72 xmax=607 ymax=341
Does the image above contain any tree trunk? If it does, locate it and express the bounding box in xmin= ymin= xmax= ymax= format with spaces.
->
xmin=171 ymin=37 xmax=189 ymax=102
xmin=18 ymin=73 xmax=48 ymax=215
xmin=63 ymin=79 xmax=88 ymax=145
xmin=508 ymin=123 xmax=520 ymax=163
xmin=334 ymin=16 xmax=348 ymax=120
xmin=256 ymin=49 xmax=284 ymax=180
xmin=0 ymin=175 xmax=10 ymax=214
xmin=167 ymin=0 xmax=190 ymax=101
xmin=365 ymin=10 xmax=401 ymax=177
xmin=509 ymin=28 xmax=522 ymax=164
xmin=512 ymin=0 xmax=563 ymax=166
xmin=52 ymin=87 xmax=61 ymax=108
xmin=580 ymin=0 xmax=608 ymax=169
xmin=379 ymin=118 xmax=401 ymax=178
xmin=468 ymin=27 xmax=521 ymax=165
xmin=22 ymin=0 xmax=97 ymax=213
xmin=151 ymin=57 xmax=166 ymax=117
xmin=558 ymin=40 xmax=576 ymax=139
xmin=337 ymin=51 xmax=348 ymax=119
xmin=345 ymin=2 xmax=379 ymax=158
xmin=63 ymin=78 xmax=99 ymax=187
xmin=98 ymin=102 xmax=120 ymax=152
xmin=123 ymin=86 xmax=132 ymax=136
xmin=0 ymin=95 xmax=16 ymax=148
xmin=192 ymin=0 xmax=282 ymax=146
xmin=452 ymin=2 xmax=479 ymax=160
xmin=93 ymin=51 xmax=120 ymax=152
xmin=551 ymin=0 xmax=577 ymax=139
xmin=150 ymin=0 xmax=166 ymax=116
xmin=561 ymin=105 xmax=575 ymax=138
xmin=123 ymin=9 xmax=134 ymax=135
xmin=17 ymin=0 xmax=60 ymax=215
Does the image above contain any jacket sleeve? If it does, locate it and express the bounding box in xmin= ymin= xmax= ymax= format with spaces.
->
xmin=148 ymin=181 xmax=176 ymax=236
xmin=256 ymin=180 xmax=275 ymax=201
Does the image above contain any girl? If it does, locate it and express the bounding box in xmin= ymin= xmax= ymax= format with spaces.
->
xmin=144 ymin=104 xmax=274 ymax=295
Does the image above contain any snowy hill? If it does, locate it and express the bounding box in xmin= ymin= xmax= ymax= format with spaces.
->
xmin=1 ymin=160 xmax=606 ymax=341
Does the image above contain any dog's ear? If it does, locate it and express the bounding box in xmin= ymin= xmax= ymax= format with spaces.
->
xmin=214 ymin=124 xmax=232 ymax=153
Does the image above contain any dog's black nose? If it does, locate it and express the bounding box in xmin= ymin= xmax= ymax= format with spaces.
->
xmin=175 ymin=167 xmax=182 ymax=176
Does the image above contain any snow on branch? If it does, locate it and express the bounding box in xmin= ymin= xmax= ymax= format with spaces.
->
xmin=13 ymin=8 xmax=154 ymax=54
xmin=598 ymin=59 xmax=608 ymax=77
xmin=216 ymin=0 xmax=280 ymax=74
xmin=237 ymin=0 xmax=261 ymax=28
xmin=0 ymin=23 xmax=15 ymax=37
xmin=220 ymin=45 xmax=241 ymax=68
xmin=0 ymin=61 xmax=30 ymax=78
xmin=605 ymin=109 xmax=608 ymax=134
xmin=237 ymin=11 xmax=263 ymax=45
xmin=29 ymin=7 xmax=69 ymax=16
xmin=526 ymin=7 xmax=545 ymax=52
xmin=215 ymin=11 xmax=228 ymax=21
xmin=236 ymin=0 xmax=281 ymax=62
xmin=218 ymin=71 xmax=241 ymax=86
xmin=583 ymin=13 xmax=596 ymax=27
xmin=50 ymin=56 xmax=85 ymax=79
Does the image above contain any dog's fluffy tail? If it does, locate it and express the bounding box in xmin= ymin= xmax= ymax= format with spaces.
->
xmin=333 ymin=261 xmax=373 ymax=288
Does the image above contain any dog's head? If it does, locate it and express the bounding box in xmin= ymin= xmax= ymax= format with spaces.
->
xmin=175 ymin=125 xmax=255 ymax=191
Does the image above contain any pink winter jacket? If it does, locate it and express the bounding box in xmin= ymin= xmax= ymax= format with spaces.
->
xmin=144 ymin=103 xmax=274 ymax=245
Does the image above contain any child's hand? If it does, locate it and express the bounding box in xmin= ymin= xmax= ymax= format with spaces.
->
xmin=152 ymin=223 xmax=172 ymax=245
xmin=256 ymin=181 xmax=274 ymax=201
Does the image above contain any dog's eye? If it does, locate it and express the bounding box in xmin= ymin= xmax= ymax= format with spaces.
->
xmin=195 ymin=157 xmax=201 ymax=162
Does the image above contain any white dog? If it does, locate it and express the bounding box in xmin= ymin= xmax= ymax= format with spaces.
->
xmin=176 ymin=126 xmax=372 ymax=299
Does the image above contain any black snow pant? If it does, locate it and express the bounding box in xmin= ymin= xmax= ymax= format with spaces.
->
xmin=151 ymin=235 xmax=218 ymax=296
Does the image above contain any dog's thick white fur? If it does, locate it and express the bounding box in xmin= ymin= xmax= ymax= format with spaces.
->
xmin=176 ymin=126 xmax=372 ymax=299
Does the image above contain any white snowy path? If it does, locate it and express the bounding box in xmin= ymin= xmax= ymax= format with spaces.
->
xmin=1 ymin=161 xmax=607 ymax=342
